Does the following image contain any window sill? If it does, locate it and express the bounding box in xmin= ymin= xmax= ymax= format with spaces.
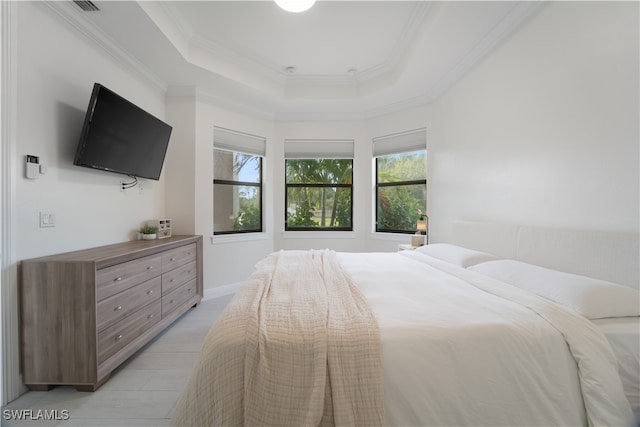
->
xmin=370 ymin=232 xmax=415 ymax=242
xmin=282 ymin=231 xmax=355 ymax=239
xmin=211 ymin=232 xmax=269 ymax=245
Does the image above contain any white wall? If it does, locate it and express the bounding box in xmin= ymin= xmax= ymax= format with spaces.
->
xmin=3 ymin=2 xmax=170 ymax=403
xmin=273 ymin=120 xmax=369 ymax=252
xmin=15 ymin=2 xmax=168 ymax=256
xmin=166 ymin=93 xmax=276 ymax=289
xmin=165 ymin=105 xmax=433 ymax=290
xmin=198 ymin=100 xmax=276 ymax=288
xmin=165 ymin=95 xmax=196 ymax=237
xmin=4 ymin=0 xmax=637 ymax=405
xmin=430 ymin=1 xmax=639 ymax=242
xmin=364 ymin=105 xmax=433 ymax=252
xmin=272 ymin=111 xmax=433 ymax=253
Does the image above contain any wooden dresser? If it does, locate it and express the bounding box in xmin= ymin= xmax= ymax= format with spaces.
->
xmin=20 ymin=235 xmax=203 ymax=391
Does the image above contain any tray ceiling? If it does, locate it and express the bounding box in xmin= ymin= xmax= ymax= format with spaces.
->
xmin=54 ymin=0 xmax=541 ymax=119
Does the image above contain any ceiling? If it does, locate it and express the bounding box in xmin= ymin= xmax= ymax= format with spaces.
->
xmin=61 ymin=0 xmax=541 ymax=119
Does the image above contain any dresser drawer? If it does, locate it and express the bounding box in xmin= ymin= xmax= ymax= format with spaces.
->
xmin=97 ymin=300 xmax=161 ymax=365
xmin=97 ymin=255 xmax=162 ymax=301
xmin=162 ymin=243 xmax=197 ymax=273
xmin=162 ymin=261 xmax=197 ymax=296
xmin=162 ymin=279 xmax=197 ymax=317
xmin=96 ymin=277 xmax=161 ymax=332
xmin=20 ymin=235 xmax=203 ymax=392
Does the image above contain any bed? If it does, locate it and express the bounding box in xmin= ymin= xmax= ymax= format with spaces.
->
xmin=171 ymin=222 xmax=639 ymax=427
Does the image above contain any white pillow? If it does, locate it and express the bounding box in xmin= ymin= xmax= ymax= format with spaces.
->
xmin=415 ymin=243 xmax=499 ymax=267
xmin=469 ymin=260 xmax=640 ymax=319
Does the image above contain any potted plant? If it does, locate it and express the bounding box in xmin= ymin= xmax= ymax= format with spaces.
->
xmin=139 ymin=225 xmax=159 ymax=240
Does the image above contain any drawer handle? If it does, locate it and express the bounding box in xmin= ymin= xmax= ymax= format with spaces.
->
xmin=187 ymin=288 xmax=192 ymax=293
xmin=170 ymin=257 xmax=175 ymax=262
xmin=187 ymin=270 xmax=192 ymax=274
xmin=148 ymin=314 xmax=154 ymax=319
xmin=188 ymin=252 xmax=193 ymax=256
xmin=115 ymin=334 xmax=123 ymax=341
xmin=114 ymin=305 xmax=123 ymax=311
xmin=114 ymin=277 xmax=123 ymax=282
xmin=147 ymin=290 xmax=154 ymax=294
xmin=170 ymin=299 xmax=175 ymax=304
xmin=147 ymin=266 xmax=153 ymax=270
xmin=170 ymin=279 xmax=175 ymax=283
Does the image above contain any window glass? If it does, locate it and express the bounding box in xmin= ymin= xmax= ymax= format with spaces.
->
xmin=377 ymin=152 xmax=426 ymax=182
xmin=213 ymin=149 xmax=262 ymax=234
xmin=376 ymin=150 xmax=426 ymax=233
xmin=214 ymin=151 xmax=260 ymax=183
xmin=285 ymin=159 xmax=353 ymax=231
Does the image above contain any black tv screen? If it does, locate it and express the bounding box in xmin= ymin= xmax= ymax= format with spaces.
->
xmin=73 ymin=83 xmax=172 ymax=181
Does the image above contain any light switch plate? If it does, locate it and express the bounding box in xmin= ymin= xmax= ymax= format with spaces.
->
xmin=39 ymin=211 xmax=55 ymax=228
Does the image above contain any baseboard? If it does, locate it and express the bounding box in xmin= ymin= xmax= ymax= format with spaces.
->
xmin=202 ymin=282 xmax=244 ymax=301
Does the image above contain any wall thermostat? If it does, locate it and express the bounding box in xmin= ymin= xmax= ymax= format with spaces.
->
xmin=25 ymin=155 xmax=40 ymax=180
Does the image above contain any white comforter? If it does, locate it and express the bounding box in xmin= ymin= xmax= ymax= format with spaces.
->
xmin=338 ymin=251 xmax=634 ymax=427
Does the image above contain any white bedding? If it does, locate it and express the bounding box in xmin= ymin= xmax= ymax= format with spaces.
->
xmin=468 ymin=259 xmax=640 ymax=319
xmin=338 ymin=250 xmax=634 ymax=426
xmin=593 ymin=317 xmax=640 ymax=419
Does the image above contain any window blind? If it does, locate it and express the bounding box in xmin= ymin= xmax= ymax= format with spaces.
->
xmin=372 ymin=128 xmax=426 ymax=157
xmin=213 ymin=126 xmax=266 ymax=156
xmin=284 ymin=139 xmax=354 ymax=159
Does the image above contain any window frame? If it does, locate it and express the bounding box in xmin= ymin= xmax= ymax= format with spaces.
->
xmin=211 ymin=126 xmax=266 ymax=237
xmin=374 ymin=150 xmax=427 ymax=234
xmin=284 ymin=158 xmax=354 ymax=232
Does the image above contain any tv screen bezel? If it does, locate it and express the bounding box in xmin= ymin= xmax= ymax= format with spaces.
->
xmin=73 ymin=83 xmax=172 ymax=181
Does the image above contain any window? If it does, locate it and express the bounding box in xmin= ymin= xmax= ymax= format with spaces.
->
xmin=213 ymin=127 xmax=265 ymax=235
xmin=284 ymin=140 xmax=354 ymax=231
xmin=374 ymin=129 xmax=427 ymax=234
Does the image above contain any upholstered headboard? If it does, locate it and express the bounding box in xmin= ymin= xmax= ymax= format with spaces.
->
xmin=452 ymin=221 xmax=640 ymax=290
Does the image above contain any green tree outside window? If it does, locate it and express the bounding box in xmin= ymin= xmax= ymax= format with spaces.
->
xmin=285 ymin=159 xmax=353 ymax=231
xmin=376 ymin=151 xmax=427 ymax=233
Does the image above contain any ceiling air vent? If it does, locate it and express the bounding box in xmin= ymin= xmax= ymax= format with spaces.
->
xmin=73 ymin=1 xmax=100 ymax=12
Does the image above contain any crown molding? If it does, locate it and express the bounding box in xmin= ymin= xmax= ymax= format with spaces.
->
xmin=167 ymin=86 xmax=275 ymax=121
xmin=160 ymin=0 xmax=538 ymax=122
xmin=363 ymin=93 xmax=436 ymax=120
xmin=370 ymin=1 xmax=435 ymax=82
xmin=160 ymin=1 xmax=435 ymax=90
xmin=274 ymin=110 xmax=367 ymax=122
xmin=191 ymin=34 xmax=287 ymax=87
xmin=427 ymin=1 xmax=542 ymax=101
xmin=39 ymin=0 xmax=541 ymax=124
xmin=39 ymin=1 xmax=168 ymax=95
xmin=368 ymin=1 xmax=542 ymax=119
xmin=156 ymin=1 xmax=195 ymax=43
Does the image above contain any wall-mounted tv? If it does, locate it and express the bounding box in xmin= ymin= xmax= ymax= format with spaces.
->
xmin=73 ymin=83 xmax=172 ymax=181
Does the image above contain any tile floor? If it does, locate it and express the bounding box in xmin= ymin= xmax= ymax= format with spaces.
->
xmin=2 ymin=294 xmax=235 ymax=427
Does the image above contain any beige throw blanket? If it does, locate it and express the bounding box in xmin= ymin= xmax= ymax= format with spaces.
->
xmin=171 ymin=249 xmax=384 ymax=427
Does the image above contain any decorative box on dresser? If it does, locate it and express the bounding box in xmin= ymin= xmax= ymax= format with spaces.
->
xmin=20 ymin=235 xmax=203 ymax=392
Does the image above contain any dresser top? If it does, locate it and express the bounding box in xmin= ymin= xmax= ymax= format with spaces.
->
xmin=22 ymin=235 xmax=202 ymax=270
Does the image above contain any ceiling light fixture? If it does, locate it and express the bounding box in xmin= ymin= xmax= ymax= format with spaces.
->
xmin=274 ymin=0 xmax=316 ymax=13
